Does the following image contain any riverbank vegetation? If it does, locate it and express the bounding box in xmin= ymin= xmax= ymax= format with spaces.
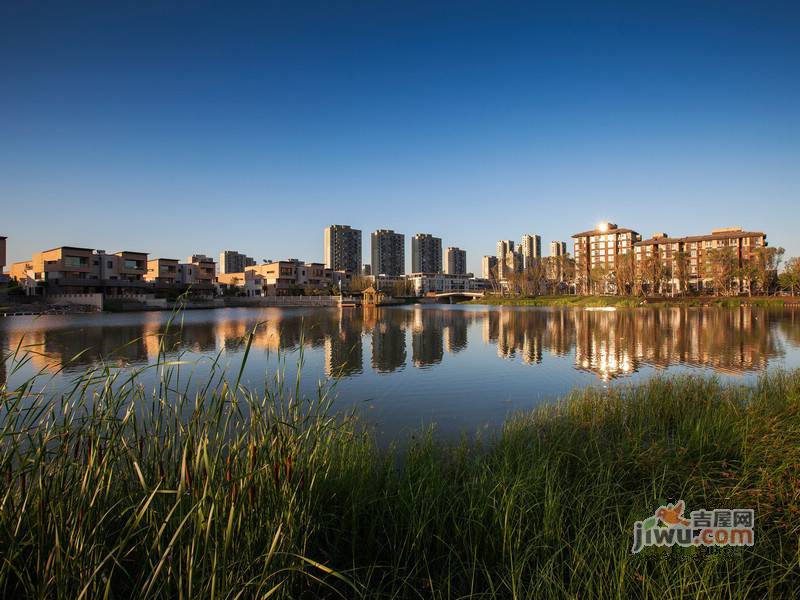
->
xmin=1 ymin=329 xmax=799 ymax=598
xmin=466 ymin=294 xmax=793 ymax=308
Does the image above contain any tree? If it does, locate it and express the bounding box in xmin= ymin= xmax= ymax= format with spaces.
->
xmin=674 ymin=250 xmax=690 ymax=295
xmin=779 ymin=257 xmax=800 ymax=296
xmin=521 ymin=258 xmax=547 ymax=297
xmin=752 ymin=246 xmax=785 ymax=295
xmin=488 ymin=264 xmax=503 ymax=294
xmin=349 ymin=275 xmax=371 ymax=293
xmin=705 ymin=247 xmax=737 ymax=296
xmin=614 ymin=253 xmax=635 ymax=296
xmin=589 ymin=264 xmax=612 ymax=295
xmin=391 ymin=279 xmax=412 ymax=297
xmin=561 ymin=256 xmax=576 ymax=294
xmin=642 ymin=253 xmax=663 ymax=295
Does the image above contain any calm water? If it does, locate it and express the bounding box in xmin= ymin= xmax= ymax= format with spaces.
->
xmin=2 ymin=305 xmax=800 ymax=439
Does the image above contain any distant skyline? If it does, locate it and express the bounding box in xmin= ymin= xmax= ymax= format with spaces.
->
xmin=2 ymin=1 xmax=799 ymax=274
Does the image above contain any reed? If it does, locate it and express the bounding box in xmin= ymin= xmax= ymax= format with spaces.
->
xmin=1 ymin=311 xmax=798 ymax=598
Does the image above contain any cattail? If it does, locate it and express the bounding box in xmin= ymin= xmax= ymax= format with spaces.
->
xmin=285 ymin=456 xmax=293 ymax=483
xmin=248 ymin=484 xmax=255 ymax=506
xmin=230 ymin=481 xmax=238 ymax=505
xmin=225 ymin=455 xmax=232 ymax=483
xmin=184 ymin=457 xmax=192 ymax=488
xmin=273 ymin=460 xmax=280 ymax=483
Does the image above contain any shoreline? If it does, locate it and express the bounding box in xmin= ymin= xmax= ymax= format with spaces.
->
xmin=3 ymin=294 xmax=799 ymax=318
xmin=463 ymin=294 xmax=799 ymax=308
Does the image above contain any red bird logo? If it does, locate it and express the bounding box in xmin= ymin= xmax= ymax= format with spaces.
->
xmin=655 ymin=500 xmax=690 ymax=527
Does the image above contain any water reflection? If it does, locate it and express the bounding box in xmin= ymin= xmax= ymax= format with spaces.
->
xmin=1 ymin=306 xmax=798 ymax=389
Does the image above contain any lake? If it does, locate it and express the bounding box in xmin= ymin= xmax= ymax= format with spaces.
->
xmin=2 ymin=304 xmax=800 ymax=439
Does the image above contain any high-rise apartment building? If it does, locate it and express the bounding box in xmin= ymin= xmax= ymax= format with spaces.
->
xmin=482 ymin=255 xmax=498 ymax=279
xmin=411 ymin=233 xmax=442 ymax=273
xmin=445 ymin=247 xmax=467 ymax=275
xmin=324 ymin=225 xmax=362 ymax=273
xmin=495 ymin=240 xmax=515 ymax=279
xmin=572 ymin=222 xmax=641 ymax=293
xmin=573 ymin=222 xmax=640 ymax=273
xmin=548 ymin=241 xmax=568 ymax=282
xmin=0 ymin=236 xmax=6 ymax=276
xmin=496 ymin=240 xmax=514 ymax=259
xmin=370 ymin=229 xmax=405 ymax=276
xmin=219 ymin=250 xmax=256 ymax=274
xmin=520 ymin=234 xmax=541 ymax=269
xmin=505 ymin=250 xmax=523 ymax=274
xmin=550 ymin=241 xmax=567 ymax=257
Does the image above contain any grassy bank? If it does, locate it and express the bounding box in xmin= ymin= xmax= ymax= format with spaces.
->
xmin=1 ymin=336 xmax=799 ymax=598
xmin=466 ymin=294 xmax=643 ymax=307
xmin=466 ymin=294 xmax=790 ymax=309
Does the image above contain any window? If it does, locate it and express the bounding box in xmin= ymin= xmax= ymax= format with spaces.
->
xmin=64 ymin=256 xmax=86 ymax=268
xmin=124 ymin=260 xmax=140 ymax=269
xmin=107 ymin=261 xmax=113 ymax=268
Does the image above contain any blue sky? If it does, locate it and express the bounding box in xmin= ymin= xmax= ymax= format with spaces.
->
xmin=2 ymin=1 xmax=799 ymax=274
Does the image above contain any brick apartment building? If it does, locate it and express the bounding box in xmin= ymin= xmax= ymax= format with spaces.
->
xmin=572 ymin=223 xmax=641 ymax=292
xmin=634 ymin=227 xmax=767 ymax=293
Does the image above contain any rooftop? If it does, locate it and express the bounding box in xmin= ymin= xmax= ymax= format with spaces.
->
xmin=634 ymin=230 xmax=766 ymax=246
xmin=572 ymin=226 xmax=638 ymax=238
xmin=41 ymin=245 xmax=95 ymax=253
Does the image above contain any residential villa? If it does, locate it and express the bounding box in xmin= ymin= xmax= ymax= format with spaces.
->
xmin=243 ymin=260 xmax=348 ymax=296
xmin=145 ymin=258 xmax=180 ymax=285
xmin=9 ymin=247 xmax=149 ymax=295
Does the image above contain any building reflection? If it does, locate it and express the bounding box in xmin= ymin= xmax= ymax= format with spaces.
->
xmin=574 ymin=310 xmax=636 ymax=380
xmin=573 ymin=307 xmax=785 ymax=380
xmin=0 ymin=305 xmax=796 ymax=385
xmin=488 ymin=309 xmax=574 ymax=363
xmin=371 ymin=309 xmax=407 ymax=373
xmin=411 ymin=306 xmax=444 ymax=367
xmin=324 ymin=309 xmax=363 ymax=376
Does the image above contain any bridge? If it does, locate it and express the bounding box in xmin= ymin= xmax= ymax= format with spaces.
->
xmin=431 ymin=291 xmax=486 ymax=303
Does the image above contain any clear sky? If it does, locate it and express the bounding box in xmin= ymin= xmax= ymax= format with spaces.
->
xmin=2 ymin=1 xmax=799 ymax=274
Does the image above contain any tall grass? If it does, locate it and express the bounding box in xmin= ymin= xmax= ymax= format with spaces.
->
xmin=1 ymin=315 xmax=799 ymax=597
